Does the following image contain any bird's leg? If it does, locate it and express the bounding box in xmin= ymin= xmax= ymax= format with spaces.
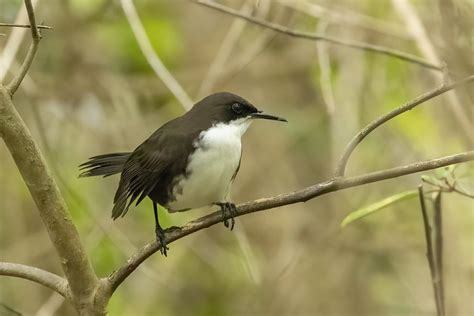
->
xmin=215 ymin=202 xmax=237 ymax=230
xmin=153 ymin=202 xmax=169 ymax=256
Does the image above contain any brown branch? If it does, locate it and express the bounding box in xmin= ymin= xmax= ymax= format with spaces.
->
xmin=0 ymin=23 xmax=52 ymax=30
xmin=0 ymin=262 xmax=68 ymax=298
xmin=6 ymin=0 xmax=41 ymax=96
xmin=106 ymin=150 xmax=474 ymax=292
xmin=192 ymin=0 xmax=442 ymax=71
xmin=0 ymin=85 xmax=98 ymax=306
xmin=334 ymin=75 xmax=474 ymax=177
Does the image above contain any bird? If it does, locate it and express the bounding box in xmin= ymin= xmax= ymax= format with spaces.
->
xmin=79 ymin=92 xmax=287 ymax=256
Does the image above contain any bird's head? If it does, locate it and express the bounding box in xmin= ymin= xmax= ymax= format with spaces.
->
xmin=190 ymin=92 xmax=287 ymax=129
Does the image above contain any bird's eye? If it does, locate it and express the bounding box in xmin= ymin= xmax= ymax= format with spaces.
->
xmin=231 ymin=103 xmax=243 ymax=114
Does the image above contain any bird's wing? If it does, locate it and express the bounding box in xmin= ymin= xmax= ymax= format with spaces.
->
xmin=111 ymin=129 xmax=190 ymax=219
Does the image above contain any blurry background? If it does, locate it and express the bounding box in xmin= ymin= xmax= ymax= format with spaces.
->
xmin=1 ymin=0 xmax=473 ymax=315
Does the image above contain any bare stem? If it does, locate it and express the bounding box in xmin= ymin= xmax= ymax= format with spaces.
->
xmin=334 ymin=75 xmax=474 ymax=177
xmin=192 ymin=0 xmax=441 ymax=71
xmin=197 ymin=0 xmax=254 ymax=97
xmin=0 ymin=262 xmax=68 ymax=298
xmin=418 ymin=186 xmax=444 ymax=316
xmin=433 ymin=192 xmax=445 ymax=316
xmin=6 ymin=0 xmax=41 ymax=96
xmin=107 ymin=151 xmax=474 ymax=292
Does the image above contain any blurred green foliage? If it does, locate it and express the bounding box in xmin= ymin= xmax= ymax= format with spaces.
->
xmin=97 ymin=17 xmax=182 ymax=73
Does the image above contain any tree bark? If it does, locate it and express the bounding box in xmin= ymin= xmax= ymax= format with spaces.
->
xmin=0 ymin=85 xmax=100 ymax=314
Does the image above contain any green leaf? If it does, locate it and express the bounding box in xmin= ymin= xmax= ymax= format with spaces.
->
xmin=341 ymin=190 xmax=419 ymax=228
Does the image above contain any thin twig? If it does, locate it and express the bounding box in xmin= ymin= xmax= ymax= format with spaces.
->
xmin=282 ymin=1 xmax=410 ymax=40
xmin=421 ymin=174 xmax=474 ymax=199
xmin=24 ymin=0 xmax=40 ymax=39
xmin=418 ymin=186 xmax=444 ymax=316
xmin=0 ymin=262 xmax=68 ymax=298
xmin=197 ymin=0 xmax=254 ymax=97
xmin=6 ymin=0 xmax=42 ymax=96
xmin=192 ymin=0 xmax=442 ymax=71
xmin=120 ymin=0 xmax=193 ymax=110
xmin=433 ymin=192 xmax=445 ymax=316
xmin=452 ymin=186 xmax=474 ymax=199
xmin=391 ymin=0 xmax=473 ymax=144
xmin=334 ymin=74 xmax=474 ymax=177
xmin=0 ymin=23 xmax=52 ymax=30
xmin=106 ymin=151 xmax=474 ymax=291
xmin=219 ymin=4 xmax=283 ymax=86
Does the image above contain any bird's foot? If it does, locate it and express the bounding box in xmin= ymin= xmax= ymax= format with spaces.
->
xmin=155 ymin=226 xmax=169 ymax=257
xmin=216 ymin=202 xmax=237 ymax=230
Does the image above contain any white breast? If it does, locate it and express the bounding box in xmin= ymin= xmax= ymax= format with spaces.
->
xmin=167 ymin=118 xmax=252 ymax=212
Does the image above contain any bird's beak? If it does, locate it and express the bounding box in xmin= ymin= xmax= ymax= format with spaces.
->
xmin=250 ymin=111 xmax=287 ymax=122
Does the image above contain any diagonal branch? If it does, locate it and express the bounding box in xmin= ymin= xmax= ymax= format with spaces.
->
xmin=120 ymin=0 xmax=193 ymax=110
xmin=107 ymin=150 xmax=474 ymax=292
xmin=6 ymin=0 xmax=41 ymax=96
xmin=0 ymin=262 xmax=68 ymax=298
xmin=334 ymin=75 xmax=474 ymax=177
xmin=391 ymin=0 xmax=473 ymax=145
xmin=192 ymin=0 xmax=442 ymax=71
xmin=197 ymin=0 xmax=254 ymax=97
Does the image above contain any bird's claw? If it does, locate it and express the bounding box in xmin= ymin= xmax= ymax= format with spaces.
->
xmin=217 ymin=202 xmax=237 ymax=230
xmin=155 ymin=227 xmax=169 ymax=257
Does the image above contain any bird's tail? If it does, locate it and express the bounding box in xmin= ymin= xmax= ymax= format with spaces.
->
xmin=79 ymin=152 xmax=131 ymax=178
